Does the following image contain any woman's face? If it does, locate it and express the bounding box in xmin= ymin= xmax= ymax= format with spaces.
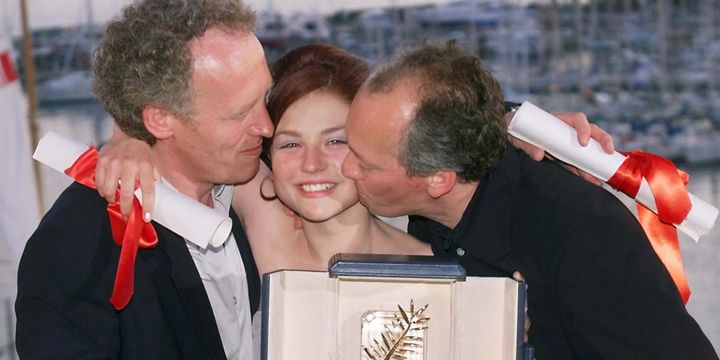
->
xmin=270 ymin=90 xmax=359 ymax=222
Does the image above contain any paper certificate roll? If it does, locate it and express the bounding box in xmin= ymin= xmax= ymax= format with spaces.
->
xmin=507 ymin=101 xmax=718 ymax=241
xmin=33 ymin=131 xmax=232 ymax=248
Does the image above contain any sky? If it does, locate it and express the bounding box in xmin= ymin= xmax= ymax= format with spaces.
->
xmin=0 ymin=0 xmax=465 ymax=36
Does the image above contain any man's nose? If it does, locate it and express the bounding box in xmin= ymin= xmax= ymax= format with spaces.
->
xmin=249 ymin=106 xmax=274 ymax=138
xmin=342 ymin=152 xmax=362 ymax=180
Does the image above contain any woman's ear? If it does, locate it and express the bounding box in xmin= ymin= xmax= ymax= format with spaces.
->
xmin=426 ymin=170 xmax=457 ymax=199
xmin=142 ymin=106 xmax=174 ymax=140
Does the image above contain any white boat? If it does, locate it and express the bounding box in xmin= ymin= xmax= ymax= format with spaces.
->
xmin=257 ymin=10 xmax=288 ymax=49
xmin=36 ymin=70 xmax=94 ymax=103
xmin=678 ymin=120 xmax=720 ymax=164
xmin=286 ymin=13 xmax=330 ymax=41
xmin=684 ymin=133 xmax=720 ymax=164
xmin=414 ymin=0 xmax=506 ymax=27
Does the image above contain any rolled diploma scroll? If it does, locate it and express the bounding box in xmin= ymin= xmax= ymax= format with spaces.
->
xmin=507 ymin=101 xmax=718 ymax=241
xmin=33 ymin=131 xmax=232 ymax=248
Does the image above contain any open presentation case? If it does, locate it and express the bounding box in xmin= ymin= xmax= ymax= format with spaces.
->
xmin=261 ymin=254 xmax=532 ymax=360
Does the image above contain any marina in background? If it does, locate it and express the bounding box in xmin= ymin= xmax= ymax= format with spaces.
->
xmin=13 ymin=0 xmax=720 ymax=164
xmin=2 ymin=1 xmax=719 ymax=358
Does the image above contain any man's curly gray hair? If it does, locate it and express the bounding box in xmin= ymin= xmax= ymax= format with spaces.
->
xmin=93 ymin=0 xmax=256 ymax=144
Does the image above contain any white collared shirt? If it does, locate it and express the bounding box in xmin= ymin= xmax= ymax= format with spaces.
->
xmin=166 ymin=182 xmax=253 ymax=359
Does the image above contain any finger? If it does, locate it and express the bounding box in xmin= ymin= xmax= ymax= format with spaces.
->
xmin=565 ymin=163 xmax=603 ymax=186
xmin=283 ymin=205 xmax=296 ymax=218
xmin=530 ymin=148 xmax=545 ymax=161
xmin=554 ymin=112 xmax=591 ymax=146
xmin=590 ymin=124 xmax=615 ymax=154
xmin=280 ymin=205 xmax=303 ymax=229
xmin=525 ymin=315 xmax=531 ymax=343
xmin=502 ymin=111 xmax=514 ymax=127
xmin=569 ymin=113 xmax=591 ymax=146
xmin=578 ymin=171 xmax=603 ymax=186
xmin=510 ymin=137 xmax=546 ymax=161
xmin=563 ymin=163 xmax=579 ymax=176
xmin=95 ymin=156 xmax=109 ymax=200
xmin=100 ymin=159 xmax=121 ymax=204
xmin=562 ymin=163 xmax=586 ymax=181
xmin=138 ymin=162 xmax=156 ymax=222
xmin=512 ymin=271 xmax=525 ymax=282
xmin=119 ymin=163 xmax=137 ymax=219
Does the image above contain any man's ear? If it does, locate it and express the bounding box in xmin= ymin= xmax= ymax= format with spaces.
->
xmin=426 ymin=170 xmax=457 ymax=199
xmin=142 ymin=106 xmax=174 ymax=140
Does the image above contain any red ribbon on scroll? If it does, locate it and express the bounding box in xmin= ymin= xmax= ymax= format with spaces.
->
xmin=607 ymin=150 xmax=691 ymax=304
xmin=64 ymin=147 xmax=158 ymax=310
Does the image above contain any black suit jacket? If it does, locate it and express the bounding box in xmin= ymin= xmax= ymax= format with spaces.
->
xmin=409 ymin=148 xmax=717 ymax=359
xmin=16 ymin=182 xmax=260 ymax=359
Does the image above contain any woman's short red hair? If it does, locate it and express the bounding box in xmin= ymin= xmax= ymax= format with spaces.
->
xmin=266 ymin=43 xmax=370 ymax=128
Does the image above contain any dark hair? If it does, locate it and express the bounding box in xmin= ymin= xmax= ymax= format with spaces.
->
xmin=366 ymin=41 xmax=506 ymax=182
xmin=93 ymin=0 xmax=256 ymax=144
xmin=263 ymin=43 xmax=370 ymax=156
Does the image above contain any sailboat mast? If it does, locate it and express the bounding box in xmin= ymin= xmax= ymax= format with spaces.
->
xmin=572 ymin=0 xmax=584 ymax=92
xmin=703 ymin=0 xmax=716 ymax=92
xmin=86 ymin=0 xmax=94 ymax=27
xmin=18 ymin=0 xmax=44 ymax=213
xmin=549 ymin=0 xmax=561 ymax=95
xmin=656 ymin=0 xmax=669 ymax=93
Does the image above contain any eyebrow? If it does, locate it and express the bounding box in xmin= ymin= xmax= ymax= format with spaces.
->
xmin=274 ymin=126 xmax=346 ymax=138
xmin=273 ymin=129 xmax=300 ymax=138
xmin=225 ymin=107 xmax=251 ymax=120
xmin=321 ymin=126 xmax=346 ymax=135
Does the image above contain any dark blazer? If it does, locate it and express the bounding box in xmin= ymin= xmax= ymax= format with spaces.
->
xmin=16 ymin=182 xmax=260 ymax=359
xmin=409 ymin=148 xmax=717 ymax=359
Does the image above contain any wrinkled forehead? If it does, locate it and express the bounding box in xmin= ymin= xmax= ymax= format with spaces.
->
xmin=348 ymin=84 xmax=417 ymax=135
xmin=345 ymin=89 xmax=378 ymax=143
xmin=345 ymin=90 xmax=410 ymax=164
xmin=188 ymin=29 xmax=271 ymax=103
xmin=190 ymin=29 xmax=266 ymax=74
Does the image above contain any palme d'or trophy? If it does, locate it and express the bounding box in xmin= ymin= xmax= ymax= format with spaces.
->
xmin=361 ymin=300 xmax=429 ymax=360
xmin=260 ymin=254 xmax=529 ymax=360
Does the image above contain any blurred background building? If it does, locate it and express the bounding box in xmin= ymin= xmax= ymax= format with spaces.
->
xmin=1 ymin=0 xmax=719 ymax=358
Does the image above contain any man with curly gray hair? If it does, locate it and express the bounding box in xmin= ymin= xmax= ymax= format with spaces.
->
xmin=16 ymin=0 xmax=272 ymax=358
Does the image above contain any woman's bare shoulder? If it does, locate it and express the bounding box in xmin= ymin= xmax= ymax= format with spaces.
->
xmin=375 ymin=219 xmax=432 ymax=256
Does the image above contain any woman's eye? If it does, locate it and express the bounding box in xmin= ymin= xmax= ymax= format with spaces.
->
xmin=278 ymin=142 xmax=300 ymax=149
xmin=327 ymin=138 xmax=347 ymax=146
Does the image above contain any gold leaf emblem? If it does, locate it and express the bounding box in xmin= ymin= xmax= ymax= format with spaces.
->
xmin=361 ymin=300 xmax=430 ymax=360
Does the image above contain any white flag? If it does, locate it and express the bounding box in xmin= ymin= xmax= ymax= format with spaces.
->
xmin=0 ymin=35 xmax=40 ymax=264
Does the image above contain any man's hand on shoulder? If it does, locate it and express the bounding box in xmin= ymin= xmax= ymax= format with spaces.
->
xmin=96 ymin=126 xmax=158 ymax=220
xmin=505 ymin=110 xmax=615 ymax=185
